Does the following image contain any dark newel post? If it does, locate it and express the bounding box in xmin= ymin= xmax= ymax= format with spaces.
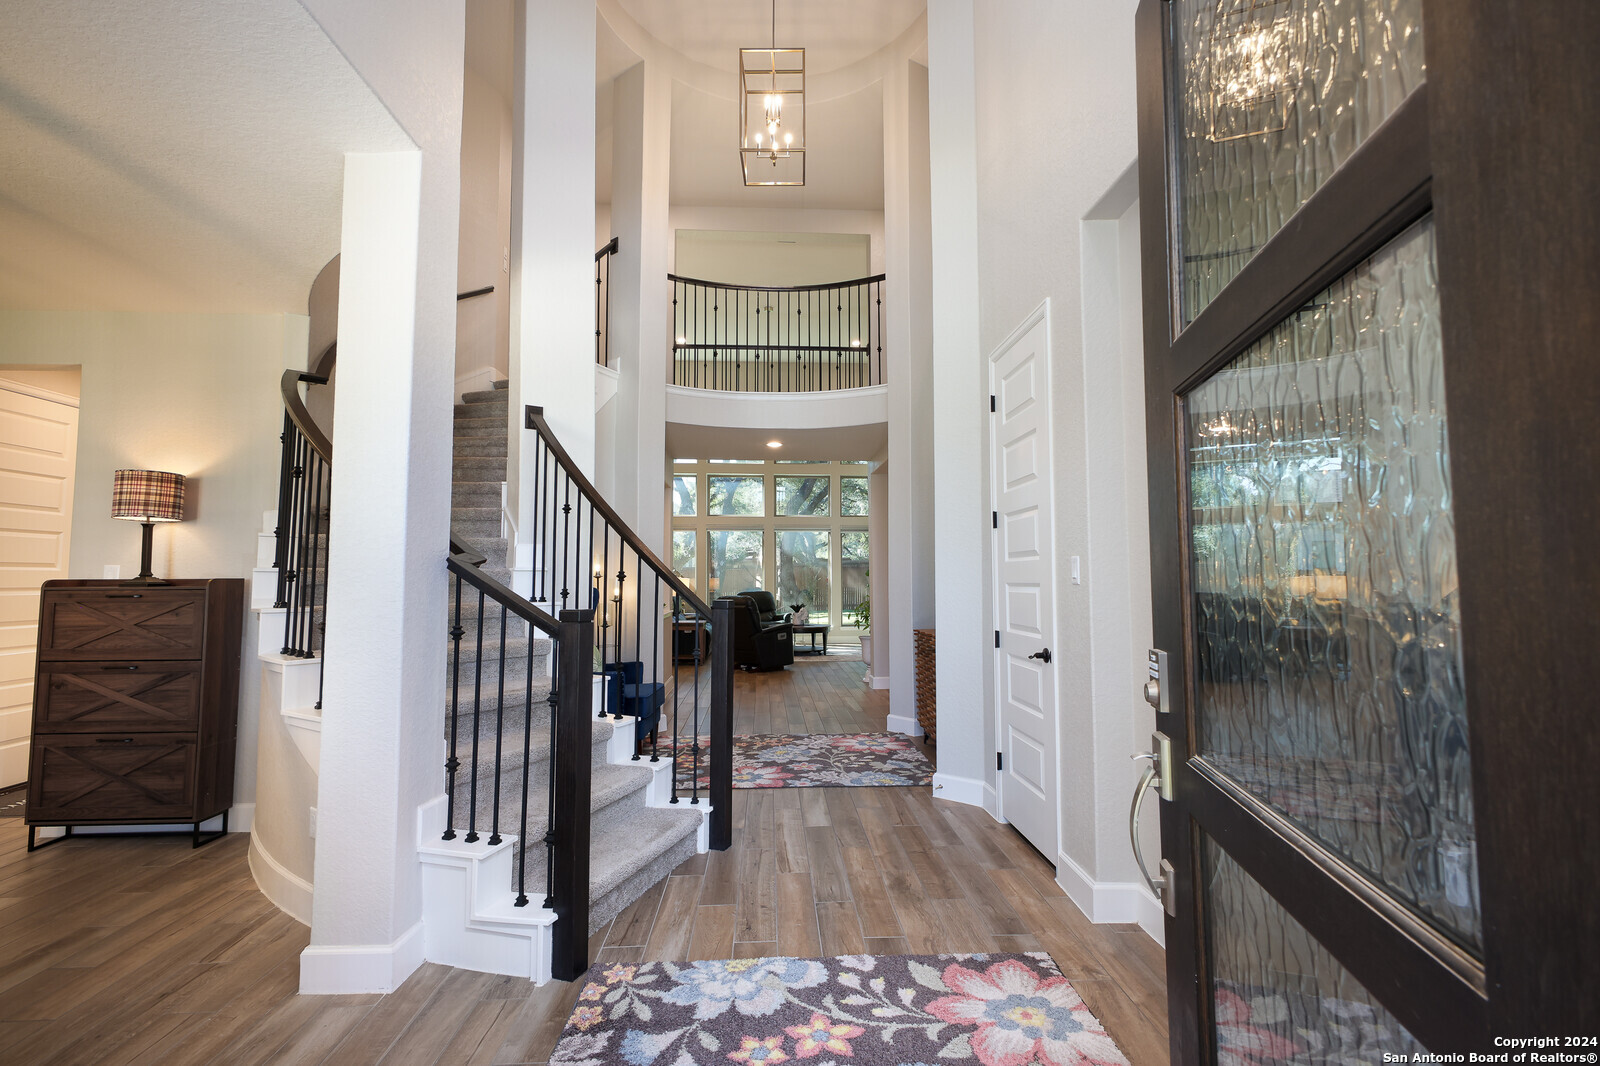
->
xmin=708 ymin=598 xmax=736 ymax=850
xmin=551 ymin=608 xmax=595 ymax=981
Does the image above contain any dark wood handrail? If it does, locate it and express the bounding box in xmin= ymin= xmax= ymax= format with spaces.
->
xmin=524 ymin=405 xmax=712 ymax=619
xmin=667 ymin=272 xmax=886 ymax=294
xmin=281 ymin=369 xmax=332 ymax=462
xmin=446 ymin=551 xmax=562 ymax=637
xmin=457 ymin=286 xmax=495 ymax=301
xmin=595 ymin=237 xmax=618 ymax=262
xmin=447 ymin=531 xmax=488 ymax=568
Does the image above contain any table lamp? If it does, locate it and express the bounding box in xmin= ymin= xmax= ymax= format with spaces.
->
xmin=112 ymin=469 xmax=186 ymax=586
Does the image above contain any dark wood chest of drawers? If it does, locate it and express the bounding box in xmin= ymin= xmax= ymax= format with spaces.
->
xmin=25 ymin=579 xmax=244 ymax=844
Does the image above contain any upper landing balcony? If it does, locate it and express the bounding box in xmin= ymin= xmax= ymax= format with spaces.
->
xmin=668 ymin=273 xmax=885 ymax=393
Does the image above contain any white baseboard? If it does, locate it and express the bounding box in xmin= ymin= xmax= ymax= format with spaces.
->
xmin=930 ymin=772 xmax=996 ymax=813
xmin=885 ymin=713 xmax=924 ymax=737
xmin=248 ymin=829 xmax=312 ymax=926
xmin=300 ymin=920 xmax=426 ymax=994
xmin=1055 ymin=848 xmax=1166 ymax=945
xmin=867 ymin=673 xmax=890 ymax=690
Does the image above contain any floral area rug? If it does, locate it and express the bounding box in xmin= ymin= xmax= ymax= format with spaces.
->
xmin=552 ymin=952 xmax=1129 ymax=1066
xmin=674 ymin=733 xmax=934 ymax=790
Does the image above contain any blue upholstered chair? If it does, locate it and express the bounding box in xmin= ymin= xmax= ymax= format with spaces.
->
xmin=600 ymin=659 xmax=666 ymax=751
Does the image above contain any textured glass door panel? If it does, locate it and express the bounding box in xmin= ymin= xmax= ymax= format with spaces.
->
xmin=1202 ymin=838 xmax=1424 ymax=1059
xmin=1185 ymin=218 xmax=1481 ymax=950
xmin=1174 ymin=0 xmax=1427 ymax=324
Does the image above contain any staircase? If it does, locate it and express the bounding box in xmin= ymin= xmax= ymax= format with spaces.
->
xmin=418 ymin=381 xmax=704 ymax=981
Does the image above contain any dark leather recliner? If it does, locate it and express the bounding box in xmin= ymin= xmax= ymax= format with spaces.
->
xmin=731 ymin=594 xmax=794 ymax=671
xmin=736 ymin=589 xmax=791 ymax=626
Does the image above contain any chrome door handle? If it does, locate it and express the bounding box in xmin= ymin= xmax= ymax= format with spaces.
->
xmin=1027 ymin=648 xmax=1052 ymax=663
xmin=1129 ymin=731 xmax=1177 ymax=918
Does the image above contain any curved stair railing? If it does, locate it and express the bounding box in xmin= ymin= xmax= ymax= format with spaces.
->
xmin=445 ymin=532 xmax=596 ymax=978
xmin=274 ymin=348 xmax=334 ymax=707
xmin=669 ymin=273 xmax=885 ymax=391
xmin=524 ymin=406 xmax=734 ymax=847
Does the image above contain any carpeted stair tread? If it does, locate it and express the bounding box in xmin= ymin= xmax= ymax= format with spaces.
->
xmin=453 ymin=436 xmax=509 ymax=458
xmin=461 ymin=387 xmax=510 ymax=405
xmin=451 ymin=737 xmax=641 ymax=836
xmin=516 ymin=802 xmax=703 ymax=935
xmin=453 ymin=416 xmax=505 ymax=438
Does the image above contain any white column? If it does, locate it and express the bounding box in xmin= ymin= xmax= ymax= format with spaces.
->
xmin=608 ymin=60 xmax=672 ymax=552
xmin=508 ymin=0 xmax=597 ymax=587
xmin=927 ymin=0 xmax=989 ymax=801
xmin=881 ymin=58 xmax=936 ymax=736
xmin=305 ymin=150 xmax=456 ymax=993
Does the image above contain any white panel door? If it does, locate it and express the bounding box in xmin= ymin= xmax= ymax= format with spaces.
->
xmin=0 ymin=386 xmax=78 ymax=789
xmin=989 ymin=312 xmax=1058 ymax=859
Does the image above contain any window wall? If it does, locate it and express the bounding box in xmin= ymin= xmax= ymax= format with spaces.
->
xmin=670 ymin=458 xmax=871 ymax=635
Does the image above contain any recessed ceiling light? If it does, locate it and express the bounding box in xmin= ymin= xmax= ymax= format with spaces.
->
xmin=766 ymin=440 xmax=783 ymax=449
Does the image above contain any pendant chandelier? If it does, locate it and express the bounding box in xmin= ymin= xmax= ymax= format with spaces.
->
xmin=739 ymin=0 xmax=805 ymax=186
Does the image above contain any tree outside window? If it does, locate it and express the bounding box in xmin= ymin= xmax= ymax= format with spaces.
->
xmin=708 ymin=529 xmax=763 ymax=596
xmin=841 ymin=531 xmax=869 ymax=625
xmin=840 ymin=477 xmax=869 ymax=515
xmin=672 ymin=476 xmax=697 ymax=517
xmin=672 ymin=531 xmax=697 ymax=589
xmin=777 ymin=530 xmax=830 ymax=623
xmin=708 ymin=476 xmax=764 ymax=515
xmin=776 ymin=476 xmax=830 ymax=516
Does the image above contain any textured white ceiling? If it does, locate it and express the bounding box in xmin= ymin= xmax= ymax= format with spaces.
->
xmin=613 ymin=0 xmax=924 ymax=74
xmin=0 ymin=0 xmax=412 ymax=313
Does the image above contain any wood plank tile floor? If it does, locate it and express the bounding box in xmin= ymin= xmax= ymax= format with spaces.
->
xmin=0 ymin=657 xmax=1167 ymax=1065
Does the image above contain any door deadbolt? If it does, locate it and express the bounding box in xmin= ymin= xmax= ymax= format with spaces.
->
xmin=1143 ymin=649 xmax=1170 ymax=715
xmin=1028 ymin=648 xmax=1052 ymax=664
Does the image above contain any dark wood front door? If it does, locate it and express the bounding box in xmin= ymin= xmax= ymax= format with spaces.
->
xmin=1134 ymin=0 xmax=1598 ymax=1057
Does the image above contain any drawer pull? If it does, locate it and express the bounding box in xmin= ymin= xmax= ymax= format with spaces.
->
xmin=105 ymin=593 xmax=145 ymax=599
xmin=95 ymin=738 xmax=136 ymax=744
xmin=101 ymin=665 xmax=140 ymax=672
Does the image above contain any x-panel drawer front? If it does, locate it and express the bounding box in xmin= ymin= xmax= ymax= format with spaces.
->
xmin=26 ymin=734 xmax=197 ymax=822
xmin=38 ymin=588 xmax=206 ymax=661
xmin=33 ymin=661 xmax=203 ymax=732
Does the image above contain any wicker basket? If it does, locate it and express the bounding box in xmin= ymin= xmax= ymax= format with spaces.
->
xmin=913 ymin=628 xmax=936 ymax=742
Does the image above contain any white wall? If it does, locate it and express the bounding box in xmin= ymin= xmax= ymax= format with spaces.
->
xmin=457 ymin=65 xmax=514 ymax=398
xmin=674 ymin=231 xmax=870 ymax=288
xmin=0 ymin=308 xmax=304 ymax=828
xmin=296 ymin=0 xmax=464 ymax=994
xmin=944 ymin=0 xmax=1157 ymax=934
xmin=667 ymin=206 xmax=886 ymax=277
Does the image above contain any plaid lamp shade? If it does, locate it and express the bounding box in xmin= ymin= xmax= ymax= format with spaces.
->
xmin=111 ymin=469 xmax=186 ymax=522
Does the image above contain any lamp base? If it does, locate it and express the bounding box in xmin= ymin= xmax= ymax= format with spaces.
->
xmin=119 ymin=520 xmax=170 ymax=586
xmin=119 ymin=574 xmax=172 ymax=587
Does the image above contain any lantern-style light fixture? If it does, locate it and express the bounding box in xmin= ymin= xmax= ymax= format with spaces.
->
xmin=739 ymin=0 xmax=804 ymax=186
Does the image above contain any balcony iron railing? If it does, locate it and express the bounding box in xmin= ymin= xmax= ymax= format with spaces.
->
xmin=669 ymin=274 xmax=885 ymax=392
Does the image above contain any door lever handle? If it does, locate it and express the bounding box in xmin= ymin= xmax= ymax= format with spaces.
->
xmin=1027 ymin=648 xmax=1052 ymax=664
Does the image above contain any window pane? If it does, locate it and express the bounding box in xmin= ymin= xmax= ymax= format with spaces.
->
xmin=1186 ymin=218 xmax=1479 ymax=950
xmin=840 ymin=477 xmax=869 ymax=516
xmin=672 ymin=476 xmax=697 ymax=517
xmin=672 ymin=531 xmax=697 ymax=593
xmin=841 ymin=531 xmax=868 ymax=625
xmin=708 ymin=529 xmax=764 ymax=597
xmin=673 ymin=457 xmax=698 ymax=464
xmin=708 ymin=458 xmax=756 ymax=464
xmin=1173 ymin=0 xmax=1426 ymax=324
xmin=776 ymin=477 xmax=830 ymax=516
xmin=774 ymin=460 xmax=825 ymax=464
xmin=708 ymin=476 xmax=765 ymax=515
xmin=840 ymin=460 xmax=868 ymax=464
xmin=777 ymin=531 xmax=830 ymax=625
